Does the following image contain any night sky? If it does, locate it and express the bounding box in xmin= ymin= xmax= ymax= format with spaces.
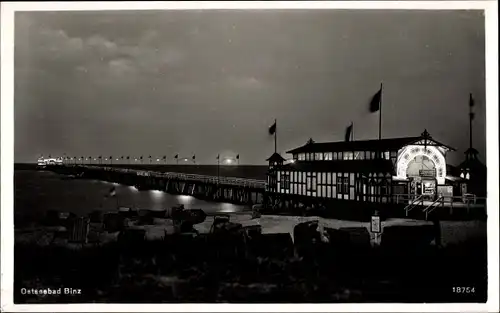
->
xmin=14 ymin=10 xmax=485 ymax=165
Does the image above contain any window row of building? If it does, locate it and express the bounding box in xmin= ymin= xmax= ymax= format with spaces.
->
xmin=272 ymin=170 xmax=393 ymax=202
xmin=294 ymin=150 xmax=397 ymax=161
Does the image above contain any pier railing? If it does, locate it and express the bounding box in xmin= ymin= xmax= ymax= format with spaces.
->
xmin=78 ymin=165 xmax=267 ymax=189
xmin=393 ymin=193 xmax=486 ymax=218
xmin=422 ymin=196 xmax=444 ymax=220
xmin=404 ymin=195 xmax=425 ymax=217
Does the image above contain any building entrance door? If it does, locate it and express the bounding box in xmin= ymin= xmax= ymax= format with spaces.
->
xmin=421 ymin=178 xmax=437 ymax=200
xmin=410 ymin=177 xmax=422 ymax=196
xmin=415 ymin=181 xmax=422 ymax=195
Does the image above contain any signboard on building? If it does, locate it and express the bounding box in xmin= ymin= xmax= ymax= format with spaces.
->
xmin=419 ymin=169 xmax=436 ymax=177
xmin=437 ymin=185 xmax=453 ymax=197
xmin=370 ymin=215 xmax=381 ymax=233
xmin=421 ymin=179 xmax=436 ymax=195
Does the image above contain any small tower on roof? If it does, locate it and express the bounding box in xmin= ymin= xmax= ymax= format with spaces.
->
xmin=266 ymin=152 xmax=286 ymax=170
xmin=459 ymin=93 xmax=486 ymax=195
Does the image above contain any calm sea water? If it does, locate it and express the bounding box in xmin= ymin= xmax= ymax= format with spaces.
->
xmin=14 ymin=170 xmax=250 ymax=226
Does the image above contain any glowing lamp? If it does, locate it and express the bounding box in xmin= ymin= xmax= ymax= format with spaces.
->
xmin=465 ymin=173 xmax=470 ymax=180
xmin=460 ymin=172 xmax=464 ymax=179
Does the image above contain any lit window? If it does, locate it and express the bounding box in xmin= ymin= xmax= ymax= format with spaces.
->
xmin=354 ymin=151 xmax=363 ymax=160
xmin=315 ymin=153 xmax=324 ymax=161
xmin=324 ymin=152 xmax=333 ymax=160
xmin=306 ymin=172 xmax=316 ymax=192
xmin=380 ymin=182 xmax=390 ymax=195
xmin=281 ymin=174 xmax=290 ymax=190
xmin=336 ymin=176 xmax=349 ymax=194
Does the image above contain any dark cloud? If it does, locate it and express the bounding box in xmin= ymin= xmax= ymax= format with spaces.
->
xmin=14 ymin=10 xmax=485 ymax=165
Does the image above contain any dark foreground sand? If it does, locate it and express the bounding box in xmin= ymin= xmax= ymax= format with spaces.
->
xmin=14 ymin=214 xmax=487 ymax=303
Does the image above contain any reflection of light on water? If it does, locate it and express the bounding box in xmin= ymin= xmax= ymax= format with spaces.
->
xmin=129 ymin=186 xmax=138 ymax=192
xmin=101 ymin=181 xmax=120 ymax=186
xmin=218 ymin=202 xmax=237 ymax=213
xmin=150 ymin=190 xmax=165 ymax=201
xmin=177 ymin=195 xmax=193 ymax=205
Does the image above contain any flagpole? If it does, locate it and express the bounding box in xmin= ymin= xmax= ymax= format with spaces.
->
xmin=469 ymin=93 xmax=473 ymax=149
xmin=274 ymin=118 xmax=277 ymax=154
xmin=217 ymin=155 xmax=220 ymax=184
xmin=379 ymin=83 xmax=383 ymax=141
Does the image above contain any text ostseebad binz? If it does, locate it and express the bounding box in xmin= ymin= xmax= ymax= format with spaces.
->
xmin=20 ymin=288 xmax=82 ymax=295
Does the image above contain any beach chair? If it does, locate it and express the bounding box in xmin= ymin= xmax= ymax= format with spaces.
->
xmin=103 ymin=213 xmax=124 ymax=232
xmin=89 ymin=210 xmax=104 ymax=223
xmin=380 ymin=225 xmax=435 ymax=257
xmin=209 ymin=214 xmax=231 ymax=234
xmin=242 ymin=225 xmax=262 ymax=238
xmin=137 ymin=209 xmax=155 ymax=225
xmin=67 ymin=217 xmax=90 ymax=245
xmin=249 ymin=233 xmax=294 ymax=260
xmin=118 ymin=228 xmax=146 ymax=245
xmin=338 ymin=227 xmax=372 ymax=250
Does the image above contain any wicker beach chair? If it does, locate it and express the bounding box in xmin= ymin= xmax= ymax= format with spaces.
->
xmin=67 ymin=217 xmax=90 ymax=246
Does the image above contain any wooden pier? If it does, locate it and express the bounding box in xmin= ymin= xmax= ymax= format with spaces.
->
xmin=48 ymin=165 xmax=266 ymax=206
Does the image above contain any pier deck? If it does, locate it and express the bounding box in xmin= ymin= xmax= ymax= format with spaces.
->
xmin=50 ymin=165 xmax=267 ymax=206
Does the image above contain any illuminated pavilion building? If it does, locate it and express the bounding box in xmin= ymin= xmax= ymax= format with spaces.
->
xmin=265 ymin=130 xmax=470 ymax=210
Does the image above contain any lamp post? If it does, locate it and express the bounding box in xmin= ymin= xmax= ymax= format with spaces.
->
xmin=217 ymin=154 xmax=220 ymax=184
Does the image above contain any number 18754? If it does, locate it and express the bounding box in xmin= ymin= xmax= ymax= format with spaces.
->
xmin=453 ymin=287 xmax=475 ymax=293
